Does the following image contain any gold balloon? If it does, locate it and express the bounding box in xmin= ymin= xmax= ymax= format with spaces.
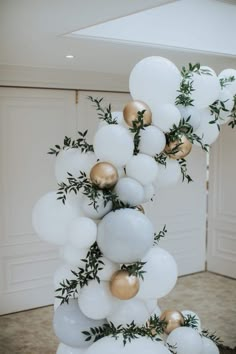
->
xmin=123 ymin=100 xmax=152 ymax=127
xmin=110 ymin=270 xmax=140 ymax=300
xmin=134 ymin=205 xmax=145 ymax=214
xmin=164 ymin=135 xmax=192 ymax=159
xmin=160 ymin=310 xmax=184 ymax=334
xmin=90 ymin=162 xmax=118 ymax=189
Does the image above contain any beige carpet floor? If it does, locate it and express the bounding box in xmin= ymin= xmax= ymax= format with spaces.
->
xmin=0 ymin=271 xmax=235 ymax=354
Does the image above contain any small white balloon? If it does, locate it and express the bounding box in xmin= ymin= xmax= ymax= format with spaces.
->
xmin=181 ymin=310 xmax=201 ymax=331
xmin=81 ymin=195 xmax=112 ymax=220
xmin=107 ymin=298 xmax=150 ymax=326
xmin=218 ymin=68 xmax=236 ymax=95
xmin=53 ymin=264 xmax=77 ymax=289
xmin=55 ymin=149 xmax=96 ymax=183
xmin=155 ymin=159 xmax=181 ymax=188
xmin=166 ymin=327 xmax=203 ymax=354
xmin=178 ymin=105 xmax=201 ymax=131
xmin=68 ymin=217 xmax=97 ymax=249
xmin=201 ymin=337 xmax=220 ymax=354
xmin=115 ymin=177 xmax=145 ymax=206
xmin=61 ymin=245 xmax=88 ymax=267
xmin=195 ymin=109 xmax=219 ymax=146
xmin=57 ymin=343 xmax=86 ymax=354
xmin=137 ymin=246 xmax=178 ymax=299
xmin=78 ymin=280 xmax=118 ymax=320
xmin=144 ymin=299 xmax=159 ymax=315
xmin=218 ymin=88 xmax=234 ymax=125
xmin=139 ymin=125 xmax=166 ymax=156
xmin=94 ymin=125 xmax=134 ymax=167
xmin=152 ymin=103 xmax=181 ymax=133
xmin=126 ymin=154 xmax=159 ymax=186
xmin=32 ymin=191 xmax=80 ymax=245
xmin=98 ymin=256 xmax=119 ymax=281
xmin=143 ymin=183 xmax=155 ymax=203
xmin=97 ymin=208 xmax=154 ymax=263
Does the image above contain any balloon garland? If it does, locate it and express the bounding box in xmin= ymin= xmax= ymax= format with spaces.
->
xmin=32 ymin=56 xmax=236 ymax=354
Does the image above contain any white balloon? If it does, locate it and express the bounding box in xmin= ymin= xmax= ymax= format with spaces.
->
xmin=144 ymin=299 xmax=159 ymax=315
xmin=139 ymin=126 xmax=166 ymax=156
xmin=98 ymin=111 xmax=126 ymax=130
xmin=53 ymin=299 xmax=105 ymax=348
xmin=218 ymin=88 xmax=234 ymax=125
xmin=115 ymin=177 xmax=144 ymax=206
xmin=195 ymin=109 xmax=219 ymax=146
xmin=81 ymin=195 xmax=112 ymax=220
xmin=129 ymin=56 xmax=181 ymax=108
xmin=55 ymin=149 xmax=96 ymax=183
xmin=94 ymin=125 xmax=134 ymax=167
xmin=181 ymin=310 xmax=201 ymax=331
xmin=57 ymin=343 xmax=86 ymax=354
xmin=68 ymin=217 xmax=97 ymax=249
xmin=86 ymin=335 xmax=171 ymax=354
xmin=79 ymin=280 xmax=118 ymax=320
xmin=97 ymin=208 xmax=154 ymax=263
xmin=54 ymin=297 xmax=62 ymax=311
xmin=143 ymin=183 xmax=155 ymax=203
xmin=218 ymin=68 xmax=236 ymax=95
xmin=201 ymin=337 xmax=219 ymax=354
xmin=117 ymin=166 xmax=126 ymax=178
xmin=53 ymin=264 xmax=77 ymax=289
xmin=126 ymin=154 xmax=159 ymax=186
xmin=191 ymin=66 xmax=221 ymax=109
xmin=32 ymin=191 xmax=79 ymax=245
xmin=166 ymin=327 xmax=203 ymax=354
xmin=137 ymin=247 xmax=178 ymax=299
xmin=107 ymin=298 xmax=150 ymax=326
xmin=98 ymin=256 xmax=119 ymax=281
xmin=61 ymin=245 xmax=88 ymax=267
xmin=150 ymin=305 xmax=162 ymax=318
xmin=178 ymin=105 xmax=201 ymax=131
xmin=152 ymin=104 xmax=181 ymax=133
xmin=155 ymin=159 xmax=181 ymax=188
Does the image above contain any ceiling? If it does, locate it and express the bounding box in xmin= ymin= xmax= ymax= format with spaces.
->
xmin=0 ymin=0 xmax=236 ymax=77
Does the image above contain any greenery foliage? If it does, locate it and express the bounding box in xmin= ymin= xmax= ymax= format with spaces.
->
xmin=48 ymin=130 xmax=94 ymax=155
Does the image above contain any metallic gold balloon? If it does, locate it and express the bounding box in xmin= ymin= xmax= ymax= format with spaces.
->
xmin=110 ymin=270 xmax=140 ymax=300
xmin=90 ymin=162 xmax=118 ymax=189
xmin=134 ymin=205 xmax=145 ymax=214
xmin=160 ymin=310 xmax=184 ymax=334
xmin=164 ymin=135 xmax=192 ymax=159
xmin=123 ymin=100 xmax=152 ymax=127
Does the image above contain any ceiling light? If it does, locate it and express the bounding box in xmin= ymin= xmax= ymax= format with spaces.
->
xmin=65 ymin=55 xmax=74 ymax=59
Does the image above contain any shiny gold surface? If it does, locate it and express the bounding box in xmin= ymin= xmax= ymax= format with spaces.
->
xmin=90 ymin=161 xmax=118 ymax=189
xmin=123 ymin=100 xmax=152 ymax=127
xmin=164 ymin=135 xmax=192 ymax=159
xmin=160 ymin=309 xmax=185 ymax=334
xmin=110 ymin=270 xmax=140 ymax=300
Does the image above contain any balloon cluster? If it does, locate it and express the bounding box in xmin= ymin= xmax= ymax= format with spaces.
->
xmin=32 ymin=56 xmax=236 ymax=354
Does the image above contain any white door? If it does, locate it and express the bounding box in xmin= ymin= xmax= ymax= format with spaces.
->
xmin=207 ymin=125 xmax=236 ymax=278
xmin=0 ymin=88 xmax=77 ymax=314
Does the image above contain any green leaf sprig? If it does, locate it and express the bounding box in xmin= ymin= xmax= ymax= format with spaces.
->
xmin=129 ymin=110 xmax=146 ymax=155
xmin=154 ymin=225 xmax=167 ymax=245
xmin=219 ymin=76 xmax=235 ymax=88
xmin=228 ymin=95 xmax=236 ymax=128
xmin=121 ymin=261 xmax=146 ymax=280
xmin=178 ymin=158 xmax=193 ymax=183
xmin=88 ymin=96 xmax=118 ymax=124
xmin=201 ymin=329 xmax=223 ymax=346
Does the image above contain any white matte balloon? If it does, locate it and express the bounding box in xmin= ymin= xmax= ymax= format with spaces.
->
xmin=55 ymin=149 xmax=97 ymax=183
xmin=166 ymin=327 xmax=203 ymax=354
xmin=218 ymin=69 xmax=236 ymax=95
xmin=126 ymin=154 xmax=159 ymax=186
xmin=107 ymin=298 xmax=150 ymax=326
xmin=144 ymin=299 xmax=159 ymax=315
xmin=81 ymin=195 xmax=112 ymax=220
xmin=218 ymin=88 xmax=234 ymax=125
xmin=195 ymin=109 xmax=220 ymax=145
xmin=61 ymin=245 xmax=89 ymax=267
xmin=178 ymin=105 xmax=201 ymax=131
xmin=155 ymin=159 xmax=181 ymax=188
xmin=94 ymin=125 xmax=134 ymax=167
xmin=97 ymin=208 xmax=154 ymax=263
xmin=143 ymin=183 xmax=155 ymax=203
xmin=98 ymin=256 xmax=119 ymax=281
xmin=32 ymin=191 xmax=80 ymax=245
xmin=115 ymin=177 xmax=145 ymax=206
xmin=53 ymin=299 xmax=105 ymax=348
xmin=139 ymin=126 xmax=166 ymax=156
xmin=181 ymin=310 xmax=201 ymax=331
xmin=57 ymin=343 xmax=86 ymax=354
xmin=150 ymin=305 xmax=162 ymax=318
xmin=152 ymin=103 xmax=181 ymax=133
xmin=129 ymin=56 xmax=181 ymax=108
xmin=68 ymin=217 xmax=97 ymax=249
xmin=201 ymin=337 xmax=220 ymax=354
xmin=53 ymin=264 xmax=77 ymax=289
xmin=137 ymin=247 xmax=178 ymax=299
xmin=78 ymin=280 xmax=118 ymax=320
xmin=98 ymin=111 xmax=126 ymax=130
xmin=86 ymin=335 xmax=171 ymax=354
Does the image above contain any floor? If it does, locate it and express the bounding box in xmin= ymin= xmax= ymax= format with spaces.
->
xmin=0 ymin=272 xmax=235 ymax=354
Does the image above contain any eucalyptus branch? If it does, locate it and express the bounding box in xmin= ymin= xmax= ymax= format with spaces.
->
xmin=48 ymin=130 xmax=94 ymax=156
xmin=121 ymin=261 xmax=146 ymax=280
xmin=88 ymin=96 xmax=118 ymax=124
xmin=166 ymin=343 xmax=177 ymax=354
xmin=129 ymin=110 xmax=146 ymax=155
xmin=201 ymin=329 xmax=223 ymax=346
xmin=183 ymin=314 xmax=199 ymax=329
xmin=55 ymin=242 xmax=104 ymax=304
xmin=154 ymin=152 xmax=167 ymax=166
xmin=209 ymin=99 xmax=230 ymax=130
xmin=178 ymin=158 xmax=193 ymax=183
xmin=154 ymin=225 xmax=167 ymax=245
xmin=228 ymin=95 xmax=236 ymax=128
xmin=219 ymin=76 xmax=235 ymax=88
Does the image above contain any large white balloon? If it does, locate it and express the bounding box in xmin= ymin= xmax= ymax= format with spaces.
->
xmin=98 ymin=256 xmax=119 ymax=281
xmin=57 ymin=343 xmax=86 ymax=354
xmin=61 ymin=245 xmax=89 ymax=267
xmin=94 ymin=125 xmax=134 ymax=167
xmin=166 ymin=327 xmax=203 ymax=354
xmin=68 ymin=217 xmax=97 ymax=249
xmin=143 ymin=183 xmax=155 ymax=203
xmin=55 ymin=149 xmax=96 ymax=183
xmin=81 ymin=195 xmax=112 ymax=220
xmin=155 ymin=159 xmax=181 ymax=188
xmin=137 ymin=247 xmax=178 ymax=299
xmin=115 ymin=177 xmax=145 ymax=206
xmin=181 ymin=310 xmax=201 ymax=331
xmin=139 ymin=126 xmax=166 ymax=156
xmin=201 ymin=337 xmax=219 ymax=354
xmin=129 ymin=56 xmax=181 ymax=108
xmin=178 ymin=105 xmax=201 ymax=131
xmin=32 ymin=191 xmax=79 ymax=245
xmin=152 ymin=104 xmax=181 ymax=133
xmin=126 ymin=154 xmax=159 ymax=186
xmin=194 ymin=109 xmax=219 ymax=146
xmin=218 ymin=88 xmax=234 ymax=125
xmin=218 ymin=68 xmax=236 ymax=95
xmin=86 ymin=336 xmax=171 ymax=354
xmin=53 ymin=299 xmax=105 ymax=348
xmin=97 ymin=208 xmax=154 ymax=263
xmin=53 ymin=264 xmax=77 ymax=289
xmin=78 ymin=280 xmax=118 ymax=320
xmin=107 ymin=298 xmax=150 ymax=326
xmin=191 ymin=66 xmax=221 ymax=109
xmin=144 ymin=299 xmax=158 ymax=315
